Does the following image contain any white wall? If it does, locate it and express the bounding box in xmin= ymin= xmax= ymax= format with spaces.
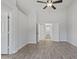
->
xmin=27 ymin=11 xmax=36 ymax=43
xmin=1 ymin=9 xmax=9 ymax=54
xmin=14 ymin=9 xmax=29 ymax=53
xmin=67 ymin=1 xmax=77 ymax=46
xmin=37 ymin=9 xmax=67 ymax=41
xmin=1 ymin=0 xmax=37 ymax=54
xmin=14 ymin=9 xmax=37 ymax=53
xmin=1 ymin=3 xmax=17 ymax=54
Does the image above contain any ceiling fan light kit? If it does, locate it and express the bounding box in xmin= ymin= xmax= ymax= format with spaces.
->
xmin=37 ymin=0 xmax=62 ymax=10
xmin=47 ymin=3 xmax=52 ymax=7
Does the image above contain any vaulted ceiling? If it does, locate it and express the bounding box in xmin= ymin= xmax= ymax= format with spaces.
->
xmin=2 ymin=0 xmax=75 ymax=15
xmin=17 ymin=0 xmax=74 ymax=9
xmin=16 ymin=0 xmax=75 ymax=15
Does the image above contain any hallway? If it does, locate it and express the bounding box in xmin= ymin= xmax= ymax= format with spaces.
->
xmin=2 ymin=40 xmax=77 ymax=59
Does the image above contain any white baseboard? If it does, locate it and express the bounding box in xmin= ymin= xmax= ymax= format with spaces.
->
xmin=9 ymin=42 xmax=28 ymax=54
xmin=67 ymin=41 xmax=77 ymax=47
xmin=9 ymin=41 xmax=36 ymax=54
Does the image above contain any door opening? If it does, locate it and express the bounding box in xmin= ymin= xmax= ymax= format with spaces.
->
xmin=36 ymin=23 xmax=59 ymax=42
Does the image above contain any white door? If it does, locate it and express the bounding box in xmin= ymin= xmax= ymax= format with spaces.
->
xmin=1 ymin=12 xmax=8 ymax=54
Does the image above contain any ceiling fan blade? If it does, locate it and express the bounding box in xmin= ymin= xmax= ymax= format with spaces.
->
xmin=52 ymin=5 xmax=56 ymax=9
xmin=53 ymin=0 xmax=62 ymax=4
xmin=37 ymin=1 xmax=46 ymax=3
xmin=43 ymin=6 xmax=47 ymax=9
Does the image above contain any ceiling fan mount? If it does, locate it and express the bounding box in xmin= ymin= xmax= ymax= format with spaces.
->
xmin=37 ymin=0 xmax=62 ymax=10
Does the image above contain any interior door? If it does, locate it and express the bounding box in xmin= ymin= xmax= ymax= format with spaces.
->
xmin=1 ymin=12 xmax=8 ymax=54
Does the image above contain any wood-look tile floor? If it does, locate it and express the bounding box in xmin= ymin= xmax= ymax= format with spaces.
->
xmin=1 ymin=40 xmax=77 ymax=59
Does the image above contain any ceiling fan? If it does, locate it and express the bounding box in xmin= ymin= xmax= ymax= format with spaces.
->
xmin=37 ymin=0 xmax=62 ymax=9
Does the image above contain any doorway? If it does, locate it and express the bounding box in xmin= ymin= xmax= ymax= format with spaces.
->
xmin=37 ymin=23 xmax=59 ymax=42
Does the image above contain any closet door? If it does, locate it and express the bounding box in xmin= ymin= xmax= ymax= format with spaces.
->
xmin=1 ymin=12 xmax=8 ymax=54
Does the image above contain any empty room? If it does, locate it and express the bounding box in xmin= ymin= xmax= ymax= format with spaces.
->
xmin=1 ymin=0 xmax=77 ymax=59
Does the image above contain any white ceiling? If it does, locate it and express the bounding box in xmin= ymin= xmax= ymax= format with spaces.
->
xmin=2 ymin=0 xmax=16 ymax=9
xmin=2 ymin=0 xmax=75 ymax=15
xmin=16 ymin=0 xmax=75 ymax=14
xmin=16 ymin=0 xmax=74 ymax=9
